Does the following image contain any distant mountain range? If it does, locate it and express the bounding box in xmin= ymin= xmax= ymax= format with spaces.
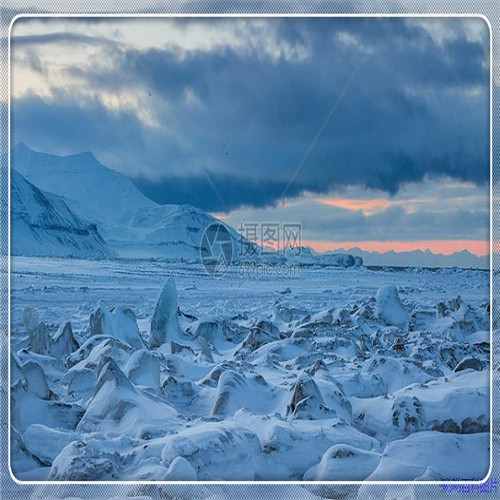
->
xmin=326 ymin=246 xmax=489 ymax=269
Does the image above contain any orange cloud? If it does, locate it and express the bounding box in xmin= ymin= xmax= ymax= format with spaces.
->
xmin=314 ymin=197 xmax=391 ymax=214
xmin=303 ymin=239 xmax=489 ymax=257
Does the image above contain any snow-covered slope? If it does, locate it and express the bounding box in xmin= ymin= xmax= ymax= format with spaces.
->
xmin=106 ymin=203 xmax=244 ymax=260
xmin=13 ymin=143 xmax=156 ymax=226
xmin=11 ymin=170 xmax=112 ymax=259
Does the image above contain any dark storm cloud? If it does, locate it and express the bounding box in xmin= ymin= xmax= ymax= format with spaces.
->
xmin=133 ymin=172 xmax=315 ymax=211
xmin=12 ymin=91 xmax=149 ymax=156
xmin=12 ymin=18 xmax=490 ymax=211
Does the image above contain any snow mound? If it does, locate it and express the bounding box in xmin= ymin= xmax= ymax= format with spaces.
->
xmin=250 ymin=417 xmax=380 ymax=479
xmin=163 ymin=456 xmax=198 ymax=481
xmin=48 ymin=436 xmax=135 ymax=480
xmin=361 ymin=356 xmax=432 ymax=394
xmin=304 ymin=444 xmax=381 ymax=481
xmin=160 ymin=423 xmax=262 ymax=480
xmin=352 ymin=370 xmax=489 ymax=439
xmin=77 ymin=358 xmax=177 ymax=435
xmin=367 ymin=431 xmax=489 ymax=480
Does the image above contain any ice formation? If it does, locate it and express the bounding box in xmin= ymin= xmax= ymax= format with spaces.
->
xmin=10 ymin=267 xmax=491 ymax=482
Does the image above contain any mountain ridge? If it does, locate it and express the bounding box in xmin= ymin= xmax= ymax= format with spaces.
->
xmin=11 ymin=169 xmax=112 ymax=258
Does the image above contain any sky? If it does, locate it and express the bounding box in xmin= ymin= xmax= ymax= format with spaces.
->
xmin=9 ymin=16 xmax=491 ymax=256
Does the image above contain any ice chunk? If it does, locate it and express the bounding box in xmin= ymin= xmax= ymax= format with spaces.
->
xmin=199 ymin=363 xmax=232 ymax=388
xmin=211 ymin=370 xmax=276 ymax=417
xmin=11 ymin=354 xmax=25 ymax=386
xmin=10 ymin=426 xmax=42 ymax=477
xmin=11 ymin=381 xmax=83 ymax=433
xmin=23 ymin=424 xmax=79 ymax=465
xmin=21 ymin=361 xmax=50 ymax=399
xmin=150 ymin=279 xmax=180 ymax=348
xmin=68 ymin=338 xmax=132 ymax=374
xmin=235 ymin=327 xmax=277 ymax=357
xmin=50 ymin=321 xmax=79 ymax=358
xmin=23 ymin=306 xmax=40 ymax=333
xmin=286 ymin=374 xmax=335 ymax=420
xmin=163 ymin=456 xmax=197 ymax=481
xmin=89 ymin=305 xmax=145 ymax=350
xmin=375 ymin=286 xmax=409 ymax=329
xmin=196 ymin=335 xmax=214 ymax=363
xmin=125 ymin=349 xmax=161 ymax=390
xmin=29 ymin=322 xmax=51 ymax=355
xmin=64 ymin=367 xmax=96 ymax=401
xmin=65 ymin=335 xmax=131 ymax=368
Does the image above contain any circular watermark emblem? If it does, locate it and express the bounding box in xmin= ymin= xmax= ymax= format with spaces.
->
xmin=200 ymin=222 xmax=234 ymax=276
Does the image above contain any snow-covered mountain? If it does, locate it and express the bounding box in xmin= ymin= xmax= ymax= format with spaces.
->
xmin=109 ymin=203 xmax=245 ymax=260
xmin=11 ymin=144 xmax=360 ymax=266
xmin=13 ymin=143 xmax=156 ymax=226
xmin=11 ymin=170 xmax=112 ymax=259
xmin=12 ymin=144 xmax=244 ymax=260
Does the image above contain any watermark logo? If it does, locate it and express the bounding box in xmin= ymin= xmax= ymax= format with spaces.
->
xmin=441 ymin=479 xmax=497 ymax=495
xmin=239 ymin=222 xmax=302 ymax=256
xmin=200 ymin=221 xmax=303 ymax=277
xmin=200 ymin=222 xmax=234 ymax=276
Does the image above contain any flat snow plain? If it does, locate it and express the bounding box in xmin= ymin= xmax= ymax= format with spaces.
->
xmin=9 ymin=257 xmax=491 ymax=482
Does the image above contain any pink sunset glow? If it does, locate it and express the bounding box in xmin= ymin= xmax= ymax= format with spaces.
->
xmin=314 ymin=197 xmax=392 ymax=214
